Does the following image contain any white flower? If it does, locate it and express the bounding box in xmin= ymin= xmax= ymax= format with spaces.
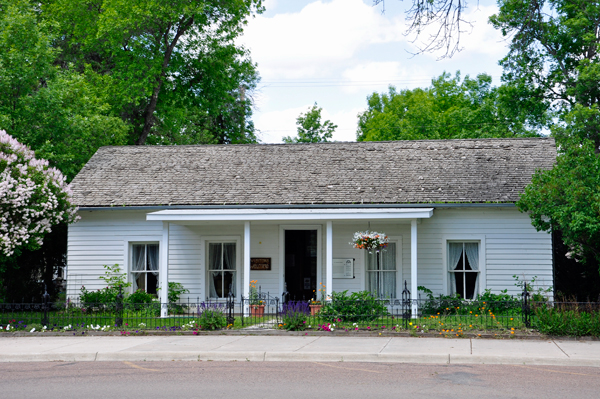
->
xmin=30 ymin=328 xmax=35 ymax=333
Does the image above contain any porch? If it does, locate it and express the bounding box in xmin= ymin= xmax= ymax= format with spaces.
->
xmin=146 ymin=207 xmax=434 ymax=317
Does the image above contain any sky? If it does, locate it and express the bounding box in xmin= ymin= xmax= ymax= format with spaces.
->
xmin=238 ymin=0 xmax=511 ymax=143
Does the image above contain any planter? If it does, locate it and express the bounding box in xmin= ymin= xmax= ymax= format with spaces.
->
xmin=309 ymin=304 xmax=323 ymax=315
xmin=250 ymin=304 xmax=265 ymax=317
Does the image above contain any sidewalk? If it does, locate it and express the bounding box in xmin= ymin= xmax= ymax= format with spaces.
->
xmin=0 ymin=335 xmax=599 ymax=366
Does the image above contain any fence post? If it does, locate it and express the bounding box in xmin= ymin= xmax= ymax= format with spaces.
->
xmin=41 ymin=285 xmax=50 ymax=327
xmin=521 ymin=283 xmax=530 ymax=328
xmin=401 ymin=280 xmax=411 ymax=330
xmin=115 ymin=285 xmax=124 ymax=328
xmin=226 ymin=284 xmax=234 ymax=327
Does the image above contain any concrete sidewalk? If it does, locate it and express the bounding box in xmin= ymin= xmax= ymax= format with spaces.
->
xmin=0 ymin=335 xmax=599 ymax=366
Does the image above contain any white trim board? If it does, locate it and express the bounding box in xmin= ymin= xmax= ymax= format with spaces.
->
xmin=147 ymin=208 xmax=434 ymax=222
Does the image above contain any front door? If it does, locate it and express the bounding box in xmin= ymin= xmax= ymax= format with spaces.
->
xmin=284 ymin=230 xmax=317 ymax=300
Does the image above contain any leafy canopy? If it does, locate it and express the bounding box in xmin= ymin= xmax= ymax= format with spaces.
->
xmin=357 ymin=71 xmax=542 ymax=142
xmin=283 ymin=104 xmax=337 ymax=144
xmin=491 ymin=1 xmax=600 ymax=263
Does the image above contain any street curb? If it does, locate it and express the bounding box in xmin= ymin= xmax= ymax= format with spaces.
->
xmin=1 ymin=351 xmax=599 ymax=367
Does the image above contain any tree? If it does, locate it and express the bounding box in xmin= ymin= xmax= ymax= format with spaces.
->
xmin=0 ymin=0 xmax=129 ymax=180
xmin=0 ymin=130 xmax=78 ymax=257
xmin=490 ymin=1 xmax=600 ymax=265
xmin=44 ymin=0 xmax=264 ymax=146
xmin=357 ymin=71 xmax=542 ymax=142
xmin=374 ymin=0 xmax=473 ymax=58
xmin=282 ymin=104 xmax=338 ymax=143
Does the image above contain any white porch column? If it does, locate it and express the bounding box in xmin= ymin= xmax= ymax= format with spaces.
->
xmin=160 ymin=222 xmax=169 ymax=318
xmin=411 ymin=218 xmax=418 ymax=318
xmin=243 ymin=222 xmax=250 ymax=312
xmin=326 ymin=221 xmax=333 ymax=300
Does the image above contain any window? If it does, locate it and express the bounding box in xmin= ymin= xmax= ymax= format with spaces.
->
xmin=131 ymin=243 xmax=159 ymax=295
xmin=448 ymin=242 xmax=480 ymax=299
xmin=366 ymin=242 xmax=397 ymax=298
xmin=208 ymin=242 xmax=236 ymax=298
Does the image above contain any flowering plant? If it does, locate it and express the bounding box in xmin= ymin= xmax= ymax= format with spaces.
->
xmin=349 ymin=231 xmax=389 ymax=251
xmin=249 ymin=280 xmax=263 ymax=305
xmin=311 ymin=282 xmax=326 ymax=305
xmin=0 ymin=130 xmax=78 ymax=256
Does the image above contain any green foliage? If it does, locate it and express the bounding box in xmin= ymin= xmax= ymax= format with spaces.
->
xmin=418 ymin=287 xmax=463 ymax=315
xmin=281 ymin=311 xmax=308 ymax=331
xmin=320 ymin=290 xmax=388 ymax=322
xmin=167 ymin=282 xmax=188 ymax=304
xmin=534 ymin=305 xmax=600 ymax=337
xmin=517 ymin=140 xmax=600 ymax=264
xmin=492 ymin=1 xmax=600 ymax=266
xmin=198 ymin=307 xmax=227 ymax=330
xmin=125 ymin=289 xmax=155 ymax=311
xmin=44 ymin=0 xmax=264 ymax=146
xmin=357 ymin=72 xmax=542 ymax=142
xmin=283 ymin=103 xmax=337 ymax=143
xmin=80 ymin=264 xmax=131 ymax=309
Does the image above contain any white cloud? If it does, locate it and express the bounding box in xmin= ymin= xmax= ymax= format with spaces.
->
xmin=240 ymin=0 xmax=407 ymax=79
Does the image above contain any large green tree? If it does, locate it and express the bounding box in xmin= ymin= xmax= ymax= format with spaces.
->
xmin=45 ymin=0 xmax=263 ymax=146
xmin=0 ymin=0 xmax=128 ymax=180
xmin=357 ymin=71 xmax=542 ymax=141
xmin=490 ymin=1 xmax=600 ymax=264
xmin=283 ymin=103 xmax=337 ymax=144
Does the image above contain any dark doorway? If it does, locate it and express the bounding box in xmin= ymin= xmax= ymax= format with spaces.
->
xmin=284 ymin=230 xmax=318 ymax=300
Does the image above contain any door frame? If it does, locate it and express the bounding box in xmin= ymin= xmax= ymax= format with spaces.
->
xmin=279 ymin=225 xmax=322 ymax=298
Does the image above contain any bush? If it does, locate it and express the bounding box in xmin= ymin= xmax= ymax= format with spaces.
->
xmin=320 ymin=290 xmax=388 ymax=322
xmin=125 ymin=289 xmax=155 ymax=311
xmin=534 ymin=305 xmax=600 ymax=337
xmin=197 ymin=303 xmax=227 ymax=330
xmin=280 ymin=301 xmax=309 ymax=331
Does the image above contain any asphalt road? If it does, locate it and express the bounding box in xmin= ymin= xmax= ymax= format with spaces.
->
xmin=1 ymin=361 xmax=599 ymax=398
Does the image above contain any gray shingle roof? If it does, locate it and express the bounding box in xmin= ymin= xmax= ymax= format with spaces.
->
xmin=71 ymin=138 xmax=556 ymax=207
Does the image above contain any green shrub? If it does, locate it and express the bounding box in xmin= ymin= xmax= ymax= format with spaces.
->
xmin=125 ymin=289 xmax=155 ymax=311
xmin=534 ymin=305 xmax=600 ymax=337
xmin=198 ymin=306 xmax=227 ymax=330
xmin=280 ymin=301 xmax=309 ymax=331
xmin=320 ymin=290 xmax=388 ymax=322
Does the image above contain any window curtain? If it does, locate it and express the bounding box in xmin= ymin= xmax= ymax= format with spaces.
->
xmin=381 ymin=243 xmax=396 ymax=298
xmin=131 ymin=245 xmax=145 ymax=291
xmin=208 ymin=243 xmax=221 ymax=298
xmin=464 ymin=243 xmax=479 ymax=297
xmin=448 ymin=243 xmax=463 ymax=295
xmin=223 ymin=243 xmax=236 ymax=296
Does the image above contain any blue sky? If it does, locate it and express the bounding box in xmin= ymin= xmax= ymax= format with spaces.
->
xmin=239 ymin=0 xmax=509 ymax=143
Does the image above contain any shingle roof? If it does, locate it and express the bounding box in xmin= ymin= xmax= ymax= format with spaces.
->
xmin=71 ymin=138 xmax=556 ymax=207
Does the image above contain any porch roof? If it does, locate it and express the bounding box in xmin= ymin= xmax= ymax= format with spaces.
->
xmin=146 ymin=207 xmax=434 ymax=221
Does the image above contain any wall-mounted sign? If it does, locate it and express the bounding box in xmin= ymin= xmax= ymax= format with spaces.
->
xmin=333 ymin=258 xmax=354 ymax=279
xmin=250 ymin=257 xmax=271 ymax=271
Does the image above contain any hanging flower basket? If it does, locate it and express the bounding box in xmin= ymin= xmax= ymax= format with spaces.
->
xmin=349 ymin=231 xmax=389 ymax=251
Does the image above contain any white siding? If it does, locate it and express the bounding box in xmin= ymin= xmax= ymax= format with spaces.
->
xmin=67 ymin=206 xmax=552 ymax=301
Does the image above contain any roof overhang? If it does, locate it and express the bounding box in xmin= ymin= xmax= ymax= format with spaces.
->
xmin=146 ymin=207 xmax=434 ymax=222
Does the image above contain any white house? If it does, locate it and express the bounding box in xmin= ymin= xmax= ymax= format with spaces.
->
xmin=66 ymin=138 xmax=556 ymax=316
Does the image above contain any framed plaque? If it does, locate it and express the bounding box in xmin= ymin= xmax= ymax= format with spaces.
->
xmin=250 ymin=257 xmax=271 ymax=271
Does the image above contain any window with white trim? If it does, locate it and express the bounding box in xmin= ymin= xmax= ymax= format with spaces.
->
xmin=366 ymin=242 xmax=397 ymax=298
xmin=448 ymin=242 xmax=480 ymax=299
xmin=131 ymin=243 xmax=159 ymax=295
xmin=207 ymin=242 xmax=236 ymax=298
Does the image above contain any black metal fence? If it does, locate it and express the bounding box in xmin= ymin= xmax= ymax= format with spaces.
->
xmin=1 ymin=284 xmax=596 ymax=335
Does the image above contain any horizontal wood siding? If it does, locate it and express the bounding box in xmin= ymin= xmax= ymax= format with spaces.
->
xmin=66 ymin=211 xmax=163 ymax=298
xmin=68 ymin=207 xmax=552 ymax=301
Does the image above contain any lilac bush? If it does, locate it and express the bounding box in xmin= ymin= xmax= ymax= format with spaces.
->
xmin=0 ymin=130 xmax=78 ymax=256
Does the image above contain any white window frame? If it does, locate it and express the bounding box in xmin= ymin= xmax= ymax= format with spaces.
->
xmin=363 ymin=236 xmax=402 ymax=299
xmin=442 ymin=235 xmax=486 ymax=298
xmin=128 ymin=241 xmax=160 ymax=295
xmin=201 ymin=235 xmax=241 ymax=300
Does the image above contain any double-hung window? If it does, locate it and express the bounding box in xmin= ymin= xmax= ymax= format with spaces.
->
xmin=131 ymin=243 xmax=159 ymax=295
xmin=448 ymin=242 xmax=480 ymax=299
xmin=366 ymin=242 xmax=397 ymax=298
xmin=208 ymin=242 xmax=236 ymax=299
